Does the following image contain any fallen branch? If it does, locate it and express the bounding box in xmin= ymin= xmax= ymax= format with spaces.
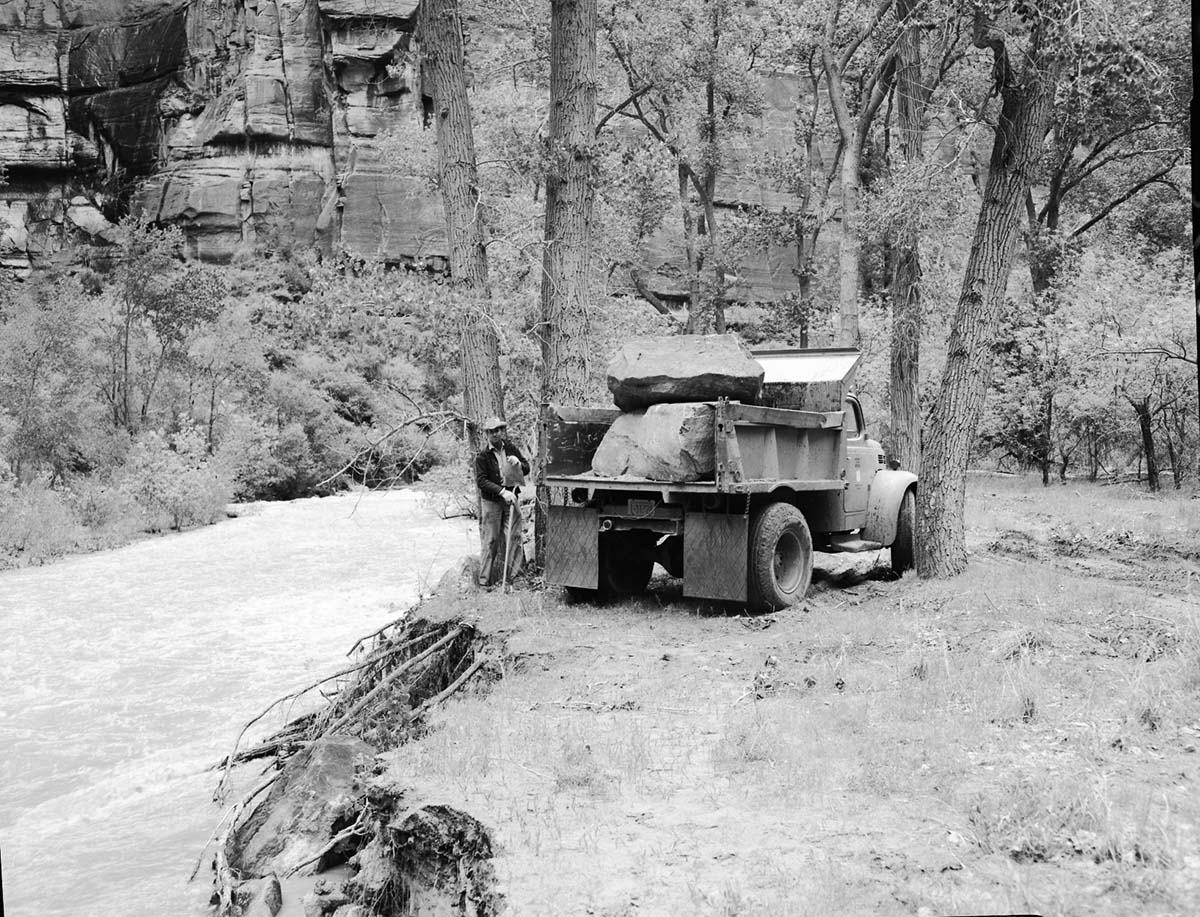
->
xmin=323 ymin=627 xmax=465 ymax=736
xmin=316 ymin=411 xmax=466 ymax=490
xmin=215 ymin=638 xmax=432 ymax=799
xmin=283 ymin=808 xmax=371 ymax=878
xmin=211 ymin=772 xmax=279 ymax=915
xmin=346 ymin=616 xmax=438 ymax=659
xmin=414 ymin=656 xmax=487 ymax=717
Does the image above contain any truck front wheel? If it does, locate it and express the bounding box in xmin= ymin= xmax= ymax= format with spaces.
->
xmin=598 ymin=532 xmax=655 ymax=597
xmin=891 ymin=488 xmax=916 ymax=573
xmin=748 ymin=503 xmax=813 ymax=612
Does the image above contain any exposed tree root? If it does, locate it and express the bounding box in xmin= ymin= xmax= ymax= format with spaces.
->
xmin=202 ymin=610 xmax=505 ymax=916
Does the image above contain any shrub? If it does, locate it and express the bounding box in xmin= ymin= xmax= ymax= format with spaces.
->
xmin=66 ymin=478 xmax=144 ymax=546
xmin=118 ymin=428 xmax=232 ymax=531
xmin=0 ymin=479 xmax=86 ymax=566
xmin=213 ymin=415 xmax=290 ymax=500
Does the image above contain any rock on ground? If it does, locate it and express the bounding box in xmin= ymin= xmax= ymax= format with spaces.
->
xmin=591 ymin=403 xmax=716 ymax=481
xmin=607 ymin=334 xmax=764 ymax=411
xmin=232 ymin=735 xmax=375 ymax=878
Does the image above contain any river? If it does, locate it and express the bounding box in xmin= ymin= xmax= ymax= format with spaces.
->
xmin=0 ymin=490 xmax=476 ymax=917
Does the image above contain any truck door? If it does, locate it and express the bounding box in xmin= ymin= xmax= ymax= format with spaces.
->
xmin=842 ymin=397 xmax=871 ymax=522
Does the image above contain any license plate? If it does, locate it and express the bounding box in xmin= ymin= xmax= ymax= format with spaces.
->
xmin=628 ymin=498 xmax=657 ymax=517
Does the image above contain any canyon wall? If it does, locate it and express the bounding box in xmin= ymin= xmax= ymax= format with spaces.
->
xmin=1 ymin=0 xmax=444 ymax=274
xmin=0 ymin=0 xmax=812 ymax=300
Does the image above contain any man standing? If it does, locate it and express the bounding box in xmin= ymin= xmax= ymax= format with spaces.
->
xmin=474 ymin=416 xmax=530 ymax=587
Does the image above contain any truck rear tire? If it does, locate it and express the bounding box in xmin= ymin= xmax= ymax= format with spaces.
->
xmin=748 ymin=503 xmax=813 ymax=612
xmin=598 ymin=532 xmax=655 ymax=596
xmin=891 ymin=488 xmax=916 ymax=573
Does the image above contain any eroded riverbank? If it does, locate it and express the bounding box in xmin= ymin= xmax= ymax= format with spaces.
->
xmin=0 ymin=490 xmax=475 ymax=917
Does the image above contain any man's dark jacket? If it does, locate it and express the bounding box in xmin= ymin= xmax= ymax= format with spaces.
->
xmin=475 ymin=440 xmax=530 ymax=504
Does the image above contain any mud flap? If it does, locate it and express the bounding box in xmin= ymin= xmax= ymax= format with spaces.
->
xmin=546 ymin=506 xmax=599 ymax=589
xmin=683 ymin=512 xmax=748 ymax=602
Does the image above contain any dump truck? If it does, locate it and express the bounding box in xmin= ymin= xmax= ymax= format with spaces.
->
xmin=538 ymin=347 xmax=917 ymax=611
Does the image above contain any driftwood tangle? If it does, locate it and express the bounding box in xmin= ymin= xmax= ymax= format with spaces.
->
xmin=208 ymin=611 xmax=504 ymax=917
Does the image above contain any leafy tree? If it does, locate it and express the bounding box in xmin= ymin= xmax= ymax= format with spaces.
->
xmin=186 ymin=303 xmax=266 ymax=453
xmin=96 ymin=219 xmax=226 ymax=432
xmin=816 ymin=0 xmax=905 ymax=345
xmin=540 ymin=0 xmax=598 ymax=405
xmin=1023 ymin=0 xmax=1191 ymax=292
xmin=917 ymin=1 xmax=1071 ymax=577
xmin=1077 ymin=245 xmax=1196 ymax=489
xmin=599 ymin=0 xmax=767 ymax=333
xmin=0 ymin=280 xmax=97 ymax=482
xmin=419 ymin=0 xmax=506 ymax=449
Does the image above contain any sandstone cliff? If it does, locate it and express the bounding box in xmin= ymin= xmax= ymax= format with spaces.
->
xmin=0 ymin=0 xmax=817 ymax=300
xmin=1 ymin=0 xmax=442 ymax=274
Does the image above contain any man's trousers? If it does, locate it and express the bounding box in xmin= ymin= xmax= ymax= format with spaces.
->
xmin=479 ymin=498 xmax=524 ymax=586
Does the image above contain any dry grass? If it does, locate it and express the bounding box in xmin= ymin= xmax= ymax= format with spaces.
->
xmin=367 ymin=477 xmax=1200 ymax=915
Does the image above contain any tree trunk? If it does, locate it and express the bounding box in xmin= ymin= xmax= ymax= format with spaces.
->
xmin=822 ymin=41 xmax=862 ymax=347
xmin=888 ymin=0 xmax=925 ymax=473
xmin=917 ymin=20 xmax=1059 ymax=578
xmin=679 ymin=166 xmax=704 ymax=331
xmin=835 ymin=141 xmax=862 ymax=346
xmin=1164 ymin=426 xmax=1179 ymax=489
xmin=537 ymin=0 xmax=597 ymax=565
xmin=1133 ymin=398 xmax=1160 ymax=492
xmin=1040 ymin=388 xmax=1053 ymax=486
xmin=539 ymin=0 xmax=596 ymax=406
xmin=419 ymin=0 xmax=503 ymax=452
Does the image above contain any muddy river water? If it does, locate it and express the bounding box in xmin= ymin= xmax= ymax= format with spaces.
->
xmin=0 ymin=490 xmax=476 ymax=917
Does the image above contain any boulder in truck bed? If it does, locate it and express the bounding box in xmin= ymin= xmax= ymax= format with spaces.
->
xmin=591 ymin=402 xmax=716 ymax=482
xmin=606 ymin=334 xmax=764 ymax=411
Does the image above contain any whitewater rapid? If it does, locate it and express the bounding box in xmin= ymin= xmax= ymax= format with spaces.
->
xmin=0 ymin=490 xmax=476 ymax=917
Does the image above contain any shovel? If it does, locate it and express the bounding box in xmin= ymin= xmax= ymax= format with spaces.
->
xmin=501 ymin=497 xmax=517 ymax=594
xmin=499 ymin=454 xmax=526 ymax=594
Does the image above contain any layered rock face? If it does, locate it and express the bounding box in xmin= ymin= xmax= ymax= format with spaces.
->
xmin=0 ymin=2 xmax=871 ymax=295
xmin=0 ymin=0 xmax=441 ymax=271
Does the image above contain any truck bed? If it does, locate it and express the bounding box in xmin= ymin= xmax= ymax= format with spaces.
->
xmin=541 ymin=471 xmax=846 ymax=497
xmin=539 ymin=401 xmax=849 ymax=497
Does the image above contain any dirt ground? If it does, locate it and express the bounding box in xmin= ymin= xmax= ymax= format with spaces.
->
xmin=371 ymin=476 xmax=1199 ymax=916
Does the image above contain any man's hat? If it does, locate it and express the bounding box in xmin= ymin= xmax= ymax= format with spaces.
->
xmin=482 ymin=416 xmax=507 ymax=432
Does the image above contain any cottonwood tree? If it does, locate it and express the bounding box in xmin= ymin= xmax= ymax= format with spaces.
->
xmin=1080 ymin=246 xmax=1196 ymax=489
xmin=536 ymin=0 xmax=598 ymax=563
xmin=99 ymin=219 xmax=225 ymax=433
xmin=874 ymin=0 xmax=971 ymax=472
xmin=917 ymin=1 xmax=1070 ymax=578
xmin=1022 ymin=0 xmax=1190 ymax=293
xmin=540 ymin=0 xmax=598 ymax=405
xmin=599 ymin=0 xmax=767 ymax=334
xmin=817 ymin=0 xmax=905 ymax=345
xmin=419 ymin=0 xmax=505 ymax=449
xmin=0 ymin=280 xmax=94 ymax=482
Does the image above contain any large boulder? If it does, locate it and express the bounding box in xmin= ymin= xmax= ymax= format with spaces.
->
xmin=607 ymin=334 xmax=764 ymax=411
xmin=232 ymin=735 xmax=375 ymax=878
xmin=591 ymin=403 xmax=715 ymax=482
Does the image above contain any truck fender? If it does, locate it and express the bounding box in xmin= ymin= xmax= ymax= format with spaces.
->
xmin=862 ymin=470 xmax=918 ymax=546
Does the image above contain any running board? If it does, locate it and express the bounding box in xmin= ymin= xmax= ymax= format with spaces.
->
xmin=827 ymin=535 xmax=883 ymax=553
